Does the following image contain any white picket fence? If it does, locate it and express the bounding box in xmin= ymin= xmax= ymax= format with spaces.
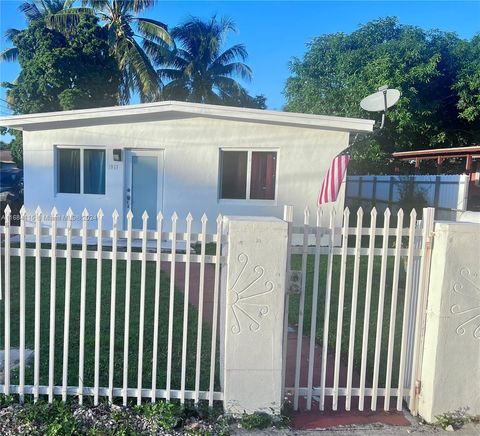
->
xmin=0 ymin=205 xmax=224 ymax=405
xmin=282 ymin=205 xmax=435 ymax=413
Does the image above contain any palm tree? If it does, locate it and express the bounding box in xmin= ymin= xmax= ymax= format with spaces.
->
xmin=156 ymin=16 xmax=252 ymax=104
xmin=2 ymin=0 xmax=173 ymax=103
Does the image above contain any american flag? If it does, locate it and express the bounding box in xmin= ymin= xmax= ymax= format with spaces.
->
xmin=317 ymin=153 xmax=350 ymax=205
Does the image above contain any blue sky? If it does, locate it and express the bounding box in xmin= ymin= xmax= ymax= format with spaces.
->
xmin=0 ymin=0 xmax=479 ymax=117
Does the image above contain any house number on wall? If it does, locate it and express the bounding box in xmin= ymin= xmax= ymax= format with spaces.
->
xmin=108 ymin=164 xmax=119 ymax=170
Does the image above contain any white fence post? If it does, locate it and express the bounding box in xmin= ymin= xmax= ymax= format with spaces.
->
xmin=418 ymin=220 xmax=480 ymax=422
xmin=222 ymin=216 xmax=288 ymax=415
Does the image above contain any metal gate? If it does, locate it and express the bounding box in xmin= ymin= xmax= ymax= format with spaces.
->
xmin=281 ymin=205 xmax=435 ymax=413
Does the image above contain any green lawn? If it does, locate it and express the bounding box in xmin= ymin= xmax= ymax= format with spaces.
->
xmin=288 ymin=253 xmax=409 ymax=387
xmin=0 ymin=253 xmax=219 ymax=395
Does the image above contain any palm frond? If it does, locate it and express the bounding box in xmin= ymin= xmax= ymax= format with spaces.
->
xmin=162 ymin=80 xmax=189 ymax=101
xmin=142 ymin=39 xmax=174 ymax=65
xmin=19 ymin=1 xmax=42 ymax=20
xmin=5 ymin=28 xmax=21 ymax=42
xmin=47 ymin=8 xmax=94 ymax=32
xmin=135 ymin=17 xmax=173 ymax=46
xmin=157 ymin=68 xmax=184 ymax=81
xmin=114 ymin=0 xmax=155 ymax=14
xmin=209 ymin=62 xmax=252 ymax=82
xmin=0 ymin=47 xmax=19 ymax=63
xmin=213 ymin=75 xmax=248 ymax=97
xmin=213 ymin=44 xmax=248 ymax=65
xmin=118 ymin=37 xmax=161 ymax=101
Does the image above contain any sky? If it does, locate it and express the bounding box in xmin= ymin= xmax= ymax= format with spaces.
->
xmin=0 ymin=0 xmax=479 ymax=117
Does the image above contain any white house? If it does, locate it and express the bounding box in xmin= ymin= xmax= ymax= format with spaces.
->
xmin=0 ymin=101 xmax=374 ymax=231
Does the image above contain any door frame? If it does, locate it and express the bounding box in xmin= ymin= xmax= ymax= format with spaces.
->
xmin=124 ymin=148 xmax=165 ymax=228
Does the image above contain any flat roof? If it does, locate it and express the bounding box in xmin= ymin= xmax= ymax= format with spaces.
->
xmin=393 ymin=146 xmax=480 ymax=160
xmin=0 ymin=100 xmax=374 ymax=133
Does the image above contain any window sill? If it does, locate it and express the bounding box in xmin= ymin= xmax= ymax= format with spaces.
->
xmin=218 ymin=198 xmax=277 ymax=207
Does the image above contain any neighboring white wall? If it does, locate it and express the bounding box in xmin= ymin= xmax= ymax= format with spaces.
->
xmin=23 ymin=117 xmax=348 ymax=232
xmin=418 ymin=221 xmax=480 ymax=422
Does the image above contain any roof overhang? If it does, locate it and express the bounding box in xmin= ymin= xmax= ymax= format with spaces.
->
xmin=0 ymin=101 xmax=374 ymax=133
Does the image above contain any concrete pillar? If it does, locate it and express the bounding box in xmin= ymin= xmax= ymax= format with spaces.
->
xmin=418 ymin=221 xmax=480 ymax=422
xmin=221 ymin=216 xmax=288 ymax=415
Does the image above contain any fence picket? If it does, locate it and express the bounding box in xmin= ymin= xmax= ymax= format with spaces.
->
xmin=137 ymin=211 xmax=149 ymax=405
xmin=34 ymin=207 xmax=42 ymax=402
xmin=48 ymin=207 xmax=58 ymax=403
xmin=151 ymin=212 xmax=163 ymax=403
xmin=78 ymin=208 xmax=89 ymax=404
xmin=306 ymin=209 xmax=322 ymax=410
xmin=345 ymin=207 xmax=363 ymax=410
xmin=359 ymin=207 xmax=377 ymax=411
xmin=371 ymin=208 xmax=391 ymax=410
xmin=194 ymin=214 xmax=207 ymax=404
xmin=208 ymin=215 xmax=223 ymax=406
xmin=281 ymin=205 xmax=294 ymax=401
xmin=293 ymin=207 xmax=310 ymax=410
xmin=180 ymin=214 xmax=193 ymax=403
xmin=166 ymin=212 xmax=178 ymax=401
xmin=396 ymin=209 xmax=417 ymax=410
xmin=108 ymin=209 xmax=119 ymax=403
xmin=3 ymin=205 xmax=11 ymax=396
xmin=123 ymin=210 xmax=133 ymax=406
xmin=62 ymin=208 xmax=74 ymax=402
xmin=332 ymin=208 xmax=350 ymax=410
xmin=319 ymin=209 xmax=336 ymax=411
xmin=384 ymin=209 xmax=404 ymax=409
xmin=94 ymin=209 xmax=104 ymax=406
xmin=19 ymin=206 xmax=26 ymax=402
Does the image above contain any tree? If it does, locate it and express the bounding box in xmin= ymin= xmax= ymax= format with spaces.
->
xmin=284 ymin=17 xmax=480 ymax=174
xmin=0 ymin=0 xmax=80 ymax=63
xmin=3 ymin=15 xmax=121 ymax=114
xmin=50 ymin=0 xmax=172 ymax=103
xmin=157 ymin=16 xmax=253 ymax=105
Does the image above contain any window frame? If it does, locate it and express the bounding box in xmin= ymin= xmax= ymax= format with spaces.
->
xmin=218 ymin=148 xmax=279 ymax=205
xmin=55 ymin=145 xmax=107 ymax=196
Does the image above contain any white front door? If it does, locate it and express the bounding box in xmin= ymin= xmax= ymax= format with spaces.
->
xmin=125 ymin=149 xmax=164 ymax=229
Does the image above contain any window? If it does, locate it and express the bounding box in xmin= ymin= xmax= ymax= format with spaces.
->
xmin=220 ymin=150 xmax=277 ymax=200
xmin=56 ymin=147 xmax=106 ymax=195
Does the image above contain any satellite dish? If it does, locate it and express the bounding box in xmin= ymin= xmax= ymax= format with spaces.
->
xmin=360 ymin=86 xmax=401 ymax=129
xmin=360 ymin=88 xmax=401 ymax=112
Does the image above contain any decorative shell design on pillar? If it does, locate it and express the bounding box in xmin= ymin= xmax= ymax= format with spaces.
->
xmin=451 ymin=267 xmax=480 ymax=339
xmin=230 ymin=253 xmax=274 ymax=335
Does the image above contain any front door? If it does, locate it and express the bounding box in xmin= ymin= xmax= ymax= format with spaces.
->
xmin=125 ymin=149 xmax=164 ymax=229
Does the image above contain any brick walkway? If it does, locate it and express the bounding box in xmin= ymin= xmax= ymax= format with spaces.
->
xmin=162 ymin=261 xmax=409 ymax=429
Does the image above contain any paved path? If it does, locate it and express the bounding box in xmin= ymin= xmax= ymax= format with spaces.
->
xmin=162 ymin=261 xmax=409 ymax=430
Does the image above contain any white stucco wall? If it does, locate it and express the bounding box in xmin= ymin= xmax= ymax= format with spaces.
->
xmin=22 ymin=116 xmax=348 ymax=231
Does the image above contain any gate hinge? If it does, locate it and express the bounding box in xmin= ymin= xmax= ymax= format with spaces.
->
xmin=415 ymin=379 xmax=422 ymax=396
xmin=287 ymin=270 xmax=302 ymax=294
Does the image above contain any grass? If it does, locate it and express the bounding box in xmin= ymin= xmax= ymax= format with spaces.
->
xmin=0 ymin=251 xmax=219 ymax=394
xmin=0 ymin=396 xmax=231 ymax=435
xmin=288 ymin=252 xmax=409 ymax=388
